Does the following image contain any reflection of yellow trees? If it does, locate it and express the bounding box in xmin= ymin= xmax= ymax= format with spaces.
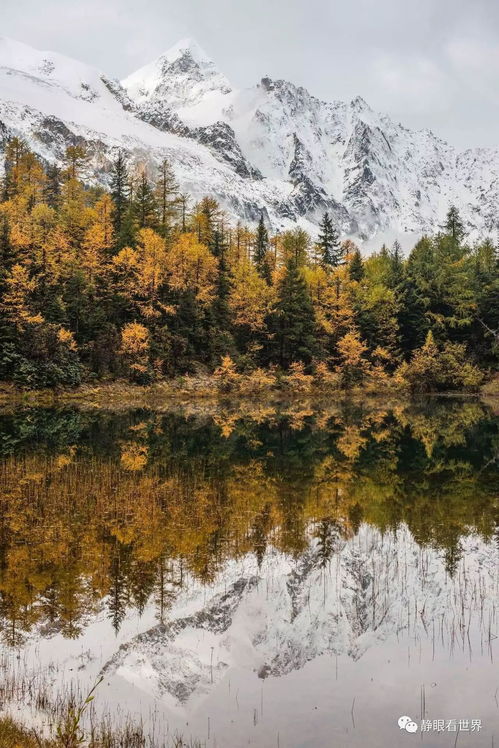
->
xmin=120 ymin=442 xmax=149 ymax=471
xmin=213 ymin=412 xmax=240 ymax=438
xmin=336 ymin=425 xmax=367 ymax=460
xmin=397 ymin=401 xmax=484 ymax=457
xmin=0 ymin=399 xmax=496 ymax=641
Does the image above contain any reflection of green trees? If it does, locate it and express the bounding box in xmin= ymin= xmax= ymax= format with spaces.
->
xmin=0 ymin=398 xmax=497 ymax=642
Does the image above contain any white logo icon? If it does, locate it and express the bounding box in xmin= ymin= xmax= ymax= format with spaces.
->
xmin=398 ymin=716 xmax=419 ymax=733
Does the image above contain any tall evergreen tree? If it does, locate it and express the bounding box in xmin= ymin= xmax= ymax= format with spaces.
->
xmin=2 ymin=137 xmax=28 ymax=200
xmin=270 ymin=259 xmax=317 ymax=368
xmin=44 ymin=164 xmax=62 ymax=210
xmin=254 ymin=214 xmax=272 ymax=283
xmin=388 ymin=241 xmax=404 ymax=288
xmin=317 ymin=212 xmax=343 ymax=268
xmin=210 ymin=228 xmax=234 ymax=358
xmin=396 ymin=277 xmax=429 ymax=356
xmin=349 ymin=248 xmax=364 ymax=282
xmin=0 ymin=214 xmax=11 ymax=277
xmin=198 ymin=196 xmax=220 ymax=247
xmin=155 ymin=158 xmax=179 ymax=240
xmin=110 ymin=150 xmax=129 ymax=244
xmin=472 ymin=239 xmax=499 ymax=362
xmin=133 ymin=172 xmax=158 ymax=230
xmin=445 ymin=205 xmax=465 ymax=244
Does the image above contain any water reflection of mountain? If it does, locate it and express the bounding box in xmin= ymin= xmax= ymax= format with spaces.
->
xmin=0 ymin=398 xmax=497 ymax=645
xmin=101 ymin=524 xmax=497 ymax=706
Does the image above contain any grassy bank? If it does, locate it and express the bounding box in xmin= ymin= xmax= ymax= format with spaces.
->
xmin=0 ymin=716 xmax=200 ymax=747
xmin=1 ymin=368 xmax=493 ymax=411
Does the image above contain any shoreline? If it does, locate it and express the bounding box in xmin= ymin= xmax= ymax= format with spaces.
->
xmin=0 ymin=376 xmax=496 ymax=411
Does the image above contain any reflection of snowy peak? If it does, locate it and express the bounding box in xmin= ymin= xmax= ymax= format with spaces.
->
xmin=2 ymin=35 xmax=499 ymax=244
xmin=101 ymin=524 xmax=497 ymax=707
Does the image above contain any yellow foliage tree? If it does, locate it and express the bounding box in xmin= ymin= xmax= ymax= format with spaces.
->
xmin=166 ymin=232 xmax=218 ymax=305
xmin=336 ymin=330 xmax=369 ymax=387
xmin=1 ymin=264 xmax=43 ymax=328
xmin=229 ymin=259 xmax=276 ymax=331
xmin=81 ymin=194 xmax=114 ymax=283
xmin=214 ymin=355 xmax=241 ymax=392
xmin=303 ymin=264 xmax=356 ymax=362
xmin=120 ymin=322 xmax=150 ymax=380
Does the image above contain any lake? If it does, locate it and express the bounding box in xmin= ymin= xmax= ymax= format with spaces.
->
xmin=0 ymin=397 xmax=497 ymax=747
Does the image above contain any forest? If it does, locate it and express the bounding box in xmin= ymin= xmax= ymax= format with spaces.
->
xmin=0 ymin=137 xmax=497 ymax=392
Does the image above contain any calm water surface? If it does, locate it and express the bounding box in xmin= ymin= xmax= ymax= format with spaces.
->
xmin=0 ymin=398 xmax=497 ymax=747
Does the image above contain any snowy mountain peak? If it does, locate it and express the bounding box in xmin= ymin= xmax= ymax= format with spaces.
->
xmin=0 ymin=36 xmax=131 ymax=118
xmin=121 ymin=37 xmax=232 ymax=108
xmin=349 ymin=95 xmax=371 ymax=114
xmin=164 ymin=37 xmax=215 ymax=67
xmin=0 ymin=36 xmax=100 ymax=83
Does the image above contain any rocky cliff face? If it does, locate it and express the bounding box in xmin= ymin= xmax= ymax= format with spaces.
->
xmin=1 ymin=35 xmax=499 ymax=245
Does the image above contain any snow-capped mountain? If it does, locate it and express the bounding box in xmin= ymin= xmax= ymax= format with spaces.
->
xmin=1 ymin=35 xmax=499 ymax=246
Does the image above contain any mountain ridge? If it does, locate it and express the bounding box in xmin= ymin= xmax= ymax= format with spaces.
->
xmin=0 ymin=35 xmax=498 ymax=247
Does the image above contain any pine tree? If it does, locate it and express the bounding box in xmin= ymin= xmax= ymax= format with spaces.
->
xmin=155 ymin=158 xmax=179 ymax=240
xmin=388 ymin=241 xmax=404 ymax=288
xmin=444 ymin=205 xmax=465 ymax=244
xmin=211 ymin=228 xmax=232 ymax=320
xmin=472 ymin=239 xmax=499 ymax=362
xmin=397 ymin=276 xmax=429 ymax=355
xmin=2 ymin=137 xmax=29 ymax=200
xmin=254 ymin=214 xmax=272 ymax=283
xmin=110 ymin=150 xmax=129 ymax=245
xmin=44 ymin=164 xmax=62 ymax=210
xmin=195 ymin=196 xmax=220 ymax=247
xmin=349 ymin=248 xmax=364 ymax=282
xmin=210 ymin=228 xmax=234 ymax=360
xmin=270 ymin=259 xmax=317 ymax=368
xmin=317 ymin=212 xmax=342 ymax=268
xmin=133 ymin=172 xmax=158 ymax=230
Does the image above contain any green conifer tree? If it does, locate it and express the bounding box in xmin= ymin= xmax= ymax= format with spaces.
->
xmin=254 ymin=214 xmax=272 ymax=283
xmin=44 ymin=164 xmax=61 ymax=210
xmin=110 ymin=150 xmax=129 ymax=245
xmin=155 ymin=158 xmax=179 ymax=240
xmin=349 ymin=248 xmax=364 ymax=282
xmin=270 ymin=258 xmax=317 ymax=368
xmin=317 ymin=212 xmax=342 ymax=268
xmin=444 ymin=205 xmax=465 ymax=244
xmin=133 ymin=172 xmax=158 ymax=230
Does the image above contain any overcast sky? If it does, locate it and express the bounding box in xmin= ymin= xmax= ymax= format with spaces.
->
xmin=1 ymin=0 xmax=498 ymax=148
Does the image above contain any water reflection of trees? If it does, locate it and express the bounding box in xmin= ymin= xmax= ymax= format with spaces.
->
xmin=0 ymin=399 xmax=497 ymax=644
